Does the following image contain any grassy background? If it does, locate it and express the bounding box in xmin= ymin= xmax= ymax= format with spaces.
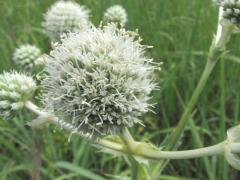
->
xmin=0 ymin=0 xmax=240 ymax=179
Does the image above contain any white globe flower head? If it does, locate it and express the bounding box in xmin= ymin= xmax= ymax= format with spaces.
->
xmin=0 ymin=72 xmax=37 ymax=119
xmin=41 ymin=24 xmax=158 ymax=138
xmin=42 ymin=0 xmax=90 ymax=41
xmin=13 ymin=44 xmax=41 ymax=71
xmin=216 ymin=0 xmax=240 ymax=32
xmin=103 ymin=5 xmax=128 ymax=27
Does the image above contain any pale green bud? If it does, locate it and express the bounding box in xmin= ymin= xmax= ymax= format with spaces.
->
xmin=0 ymin=72 xmax=37 ymax=119
xmin=13 ymin=44 xmax=41 ymax=71
xmin=103 ymin=5 xmax=128 ymax=27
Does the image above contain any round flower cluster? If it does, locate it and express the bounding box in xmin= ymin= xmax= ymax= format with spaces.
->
xmin=103 ymin=5 xmax=128 ymax=26
xmin=42 ymin=0 xmax=90 ymax=41
xmin=0 ymin=72 xmax=37 ymax=118
xmin=13 ymin=44 xmax=41 ymax=71
xmin=216 ymin=0 xmax=240 ymax=31
xmin=41 ymin=24 xmax=157 ymax=137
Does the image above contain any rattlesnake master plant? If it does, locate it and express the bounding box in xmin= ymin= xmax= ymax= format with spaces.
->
xmin=103 ymin=5 xmax=128 ymax=26
xmin=41 ymin=24 xmax=158 ymax=137
xmin=0 ymin=72 xmax=36 ymax=119
xmin=42 ymin=0 xmax=90 ymax=41
xmin=13 ymin=44 xmax=41 ymax=71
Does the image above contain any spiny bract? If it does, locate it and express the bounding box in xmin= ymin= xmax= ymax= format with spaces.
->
xmin=0 ymin=72 xmax=37 ymax=118
xmin=41 ymin=24 xmax=158 ymax=137
xmin=13 ymin=44 xmax=41 ymax=71
xmin=103 ymin=5 xmax=128 ymax=26
xmin=42 ymin=0 xmax=90 ymax=41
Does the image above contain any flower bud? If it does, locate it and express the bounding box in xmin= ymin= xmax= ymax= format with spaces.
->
xmin=103 ymin=5 xmax=128 ymax=26
xmin=0 ymin=72 xmax=37 ymax=119
xmin=42 ymin=0 xmax=90 ymax=41
xmin=41 ymin=24 xmax=158 ymax=137
xmin=13 ymin=44 xmax=41 ymax=71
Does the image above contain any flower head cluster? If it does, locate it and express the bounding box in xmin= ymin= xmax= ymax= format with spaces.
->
xmin=41 ymin=24 xmax=157 ymax=137
xmin=103 ymin=5 xmax=128 ymax=26
xmin=0 ymin=72 xmax=37 ymax=119
xmin=42 ymin=0 xmax=90 ymax=41
xmin=13 ymin=44 xmax=41 ymax=71
xmin=216 ymin=0 xmax=240 ymax=31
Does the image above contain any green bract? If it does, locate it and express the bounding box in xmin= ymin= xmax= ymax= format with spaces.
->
xmin=41 ymin=24 xmax=158 ymax=137
xmin=0 ymin=72 xmax=37 ymax=118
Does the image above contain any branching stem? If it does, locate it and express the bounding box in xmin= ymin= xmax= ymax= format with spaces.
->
xmin=24 ymin=101 xmax=240 ymax=161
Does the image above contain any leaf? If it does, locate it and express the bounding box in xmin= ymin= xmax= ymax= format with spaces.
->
xmin=55 ymin=161 xmax=106 ymax=180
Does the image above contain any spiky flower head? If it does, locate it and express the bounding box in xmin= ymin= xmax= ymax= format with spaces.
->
xmin=41 ymin=24 xmax=157 ymax=137
xmin=215 ymin=0 xmax=240 ymax=32
xmin=13 ymin=44 xmax=41 ymax=71
xmin=103 ymin=5 xmax=128 ymax=26
xmin=42 ymin=0 xmax=90 ymax=41
xmin=0 ymin=72 xmax=37 ymax=118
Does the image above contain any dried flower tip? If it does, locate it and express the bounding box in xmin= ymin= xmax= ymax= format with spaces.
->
xmin=41 ymin=24 xmax=158 ymax=138
xmin=13 ymin=44 xmax=41 ymax=71
xmin=103 ymin=5 xmax=128 ymax=26
xmin=42 ymin=0 xmax=90 ymax=41
xmin=0 ymin=71 xmax=37 ymax=119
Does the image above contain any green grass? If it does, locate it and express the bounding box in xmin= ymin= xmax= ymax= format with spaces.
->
xmin=1 ymin=0 xmax=240 ymax=179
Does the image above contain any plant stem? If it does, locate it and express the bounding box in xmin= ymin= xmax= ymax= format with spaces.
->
xmin=164 ymin=50 xmax=218 ymax=151
xmin=219 ymin=52 xmax=228 ymax=179
xmin=129 ymin=157 xmax=139 ymax=180
xmin=120 ymin=128 xmax=139 ymax=180
xmin=152 ymin=7 xmax=233 ymax=178
xmin=140 ymin=142 xmax=224 ymax=160
xmin=25 ymin=101 xmax=239 ymax=161
xmin=31 ymin=129 xmax=43 ymax=180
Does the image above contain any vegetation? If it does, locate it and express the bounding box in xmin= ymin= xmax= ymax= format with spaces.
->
xmin=0 ymin=0 xmax=240 ymax=179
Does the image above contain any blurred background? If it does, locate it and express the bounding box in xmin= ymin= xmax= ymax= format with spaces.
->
xmin=0 ymin=0 xmax=240 ymax=179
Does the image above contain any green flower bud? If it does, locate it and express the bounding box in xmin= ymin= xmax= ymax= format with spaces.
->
xmin=0 ymin=72 xmax=37 ymax=119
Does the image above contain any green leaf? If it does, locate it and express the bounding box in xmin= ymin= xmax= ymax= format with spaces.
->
xmin=55 ymin=161 xmax=106 ymax=180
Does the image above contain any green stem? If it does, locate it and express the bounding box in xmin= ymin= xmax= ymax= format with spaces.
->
xmin=152 ymin=45 xmax=220 ymax=179
xmin=120 ymin=128 xmax=139 ymax=180
xmin=165 ymin=48 xmax=219 ymax=151
xmin=140 ymin=142 xmax=225 ymax=159
xmin=219 ymin=52 xmax=228 ymax=179
xmin=25 ymin=101 xmax=237 ymax=160
xmin=151 ymin=7 xmax=234 ymax=178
